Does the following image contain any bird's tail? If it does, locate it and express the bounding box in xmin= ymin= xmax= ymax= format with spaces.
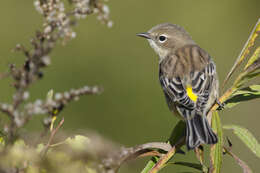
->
xmin=186 ymin=113 xmax=218 ymax=150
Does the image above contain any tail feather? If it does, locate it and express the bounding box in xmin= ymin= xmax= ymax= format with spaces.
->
xmin=186 ymin=114 xmax=218 ymax=150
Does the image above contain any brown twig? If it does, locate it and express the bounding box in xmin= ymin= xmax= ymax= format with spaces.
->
xmin=25 ymin=85 xmax=103 ymax=128
xmin=223 ymin=146 xmax=252 ymax=173
xmin=40 ymin=117 xmax=65 ymax=156
xmin=0 ymin=103 xmax=14 ymax=118
xmin=148 ymin=137 xmax=185 ymax=173
xmin=102 ymin=142 xmax=172 ymax=172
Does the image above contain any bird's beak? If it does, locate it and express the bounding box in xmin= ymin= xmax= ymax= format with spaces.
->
xmin=136 ymin=32 xmax=151 ymax=39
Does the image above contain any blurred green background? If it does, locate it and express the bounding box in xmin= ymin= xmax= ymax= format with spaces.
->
xmin=0 ymin=0 xmax=260 ymax=172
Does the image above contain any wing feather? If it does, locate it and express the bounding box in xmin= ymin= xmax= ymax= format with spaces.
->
xmin=159 ymin=45 xmax=217 ymax=119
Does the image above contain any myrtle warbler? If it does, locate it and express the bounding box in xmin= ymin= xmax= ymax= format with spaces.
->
xmin=137 ymin=23 xmax=218 ymax=150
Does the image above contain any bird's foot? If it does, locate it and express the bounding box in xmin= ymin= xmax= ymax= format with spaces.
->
xmin=216 ymin=99 xmax=225 ymax=110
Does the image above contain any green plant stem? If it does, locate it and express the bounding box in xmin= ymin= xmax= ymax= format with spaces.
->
xmin=208 ymin=88 xmax=235 ymax=116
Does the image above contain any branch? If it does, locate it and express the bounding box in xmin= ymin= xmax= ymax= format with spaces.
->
xmin=25 ymin=85 xmax=103 ymax=128
xmin=0 ymin=0 xmax=111 ymax=142
xmin=41 ymin=117 xmax=65 ymax=156
xmin=102 ymin=142 xmax=172 ymax=172
xmin=222 ymin=18 xmax=260 ymax=88
xmin=148 ymin=137 xmax=185 ymax=173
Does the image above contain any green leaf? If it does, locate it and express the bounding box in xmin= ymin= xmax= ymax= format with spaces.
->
xmin=224 ymin=85 xmax=260 ymax=108
xmin=210 ymin=111 xmax=223 ymax=173
xmin=141 ymin=157 xmax=159 ymax=173
xmin=233 ymin=57 xmax=260 ymax=89
xmin=168 ymin=120 xmax=186 ymax=146
xmin=223 ymin=124 xmax=260 ymax=158
xmin=223 ymin=18 xmax=260 ymax=87
xmin=141 ymin=158 xmax=202 ymax=173
xmin=170 ymin=162 xmax=202 ymax=171
xmin=244 ymin=47 xmax=260 ymax=70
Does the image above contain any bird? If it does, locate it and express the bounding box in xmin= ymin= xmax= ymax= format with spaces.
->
xmin=137 ymin=23 xmax=219 ymax=150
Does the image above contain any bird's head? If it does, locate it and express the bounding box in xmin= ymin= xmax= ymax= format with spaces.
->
xmin=137 ymin=23 xmax=195 ymax=61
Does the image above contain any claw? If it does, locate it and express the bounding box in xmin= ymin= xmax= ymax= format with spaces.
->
xmin=216 ymin=99 xmax=225 ymax=110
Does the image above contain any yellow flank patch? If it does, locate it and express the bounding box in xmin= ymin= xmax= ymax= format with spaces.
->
xmin=186 ymin=85 xmax=198 ymax=102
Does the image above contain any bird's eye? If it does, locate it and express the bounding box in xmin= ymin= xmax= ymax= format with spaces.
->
xmin=158 ymin=35 xmax=167 ymax=43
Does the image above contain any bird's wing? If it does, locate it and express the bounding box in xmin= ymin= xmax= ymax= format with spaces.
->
xmin=189 ymin=61 xmax=216 ymax=112
xmin=159 ymin=73 xmax=196 ymax=110
xmin=159 ymin=46 xmax=217 ymax=117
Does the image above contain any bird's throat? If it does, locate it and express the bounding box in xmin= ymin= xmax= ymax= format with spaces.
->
xmin=148 ymin=40 xmax=169 ymax=62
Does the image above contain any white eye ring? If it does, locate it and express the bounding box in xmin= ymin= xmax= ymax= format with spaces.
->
xmin=158 ymin=35 xmax=167 ymax=43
